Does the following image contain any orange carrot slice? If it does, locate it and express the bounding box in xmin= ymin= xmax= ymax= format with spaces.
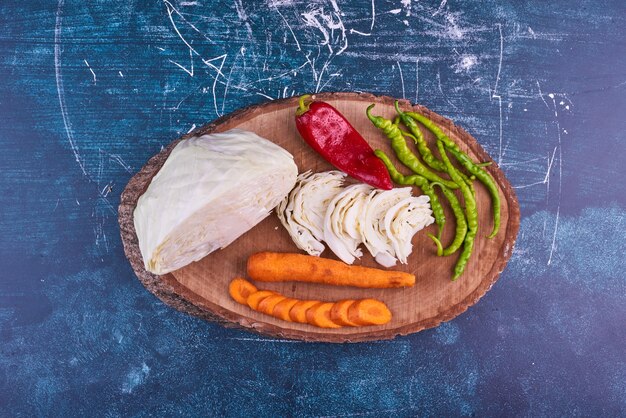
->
xmin=246 ymin=290 xmax=276 ymax=311
xmin=290 ymin=300 xmax=321 ymax=323
xmin=330 ymin=300 xmax=359 ymax=326
xmin=306 ymin=302 xmax=342 ymax=328
xmin=257 ymin=294 xmax=286 ymax=315
xmin=228 ymin=278 xmax=258 ymax=305
xmin=273 ymin=298 xmax=299 ymax=321
xmin=348 ymin=298 xmax=392 ymax=326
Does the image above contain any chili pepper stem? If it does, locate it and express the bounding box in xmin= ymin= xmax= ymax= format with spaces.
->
xmin=296 ymin=94 xmax=312 ymax=116
xmin=428 ymin=233 xmax=444 ymax=256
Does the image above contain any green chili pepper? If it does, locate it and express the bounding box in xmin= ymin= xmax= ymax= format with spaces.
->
xmin=374 ymin=149 xmax=446 ymax=241
xmin=436 ymin=140 xmax=478 ymax=280
xmin=394 ymin=102 xmax=474 ymax=188
xmin=406 ymin=110 xmax=500 ymax=239
xmin=448 ymin=150 xmax=500 ymax=238
xmin=397 ymin=126 xmax=475 ymax=187
xmin=405 ymin=111 xmax=461 ymax=152
xmin=366 ymin=105 xmax=458 ymax=190
xmin=394 ymin=101 xmax=447 ymax=172
xmin=429 ymin=182 xmax=467 ymax=257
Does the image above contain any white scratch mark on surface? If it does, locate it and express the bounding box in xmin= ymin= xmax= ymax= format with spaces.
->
xmin=432 ymin=0 xmax=447 ymax=16
xmin=502 ymin=155 xmax=548 ymax=167
xmin=169 ymin=49 xmax=194 ymax=77
xmin=415 ymin=58 xmax=419 ymax=102
xmin=514 ymin=147 xmax=557 ymax=189
xmin=536 ymin=81 xmax=550 ymax=109
xmin=222 ymin=51 xmax=242 ymax=114
xmin=233 ymin=0 xmax=253 ymax=38
xmin=492 ymin=23 xmax=503 ymax=98
xmin=208 ymin=54 xmax=227 ymax=116
xmin=239 ymin=61 xmax=308 ymax=89
xmin=109 ymin=154 xmax=133 ymax=173
xmin=83 ymin=59 xmax=96 ymax=84
xmin=547 ymin=95 xmax=562 ymax=266
xmin=256 ymin=91 xmax=274 ymax=100
xmin=437 ymin=70 xmax=461 ymax=112
xmin=493 ymin=94 xmax=503 ymax=164
xmin=187 ymin=123 xmax=197 ymax=133
xmin=100 ymin=182 xmax=113 ymax=198
xmin=164 ymin=0 xmax=227 ymax=96
xmin=396 ymin=60 xmax=405 ymax=99
xmin=274 ymin=6 xmax=301 ymax=51
xmin=118 ymin=71 xmax=124 ymax=77
xmin=180 ymin=1 xmax=198 ymax=5
xmin=55 ymin=0 xmax=87 ymax=177
xmin=350 ymin=0 xmax=375 ymax=36
xmin=318 ymin=70 xmax=342 ymax=92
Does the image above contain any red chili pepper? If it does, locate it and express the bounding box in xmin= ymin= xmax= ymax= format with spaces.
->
xmin=294 ymin=95 xmax=393 ymax=190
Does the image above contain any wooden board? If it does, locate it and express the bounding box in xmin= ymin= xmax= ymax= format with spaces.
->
xmin=119 ymin=92 xmax=520 ymax=343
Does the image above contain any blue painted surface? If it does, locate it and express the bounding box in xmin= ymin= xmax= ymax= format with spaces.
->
xmin=1 ymin=0 xmax=625 ymax=415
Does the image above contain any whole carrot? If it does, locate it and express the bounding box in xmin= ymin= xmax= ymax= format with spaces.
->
xmin=247 ymin=252 xmax=415 ymax=288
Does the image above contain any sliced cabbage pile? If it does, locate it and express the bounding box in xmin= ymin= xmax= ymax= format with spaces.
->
xmin=277 ymin=171 xmax=435 ymax=267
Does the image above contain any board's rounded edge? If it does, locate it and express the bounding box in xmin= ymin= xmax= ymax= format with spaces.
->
xmin=118 ymin=91 xmax=521 ymax=343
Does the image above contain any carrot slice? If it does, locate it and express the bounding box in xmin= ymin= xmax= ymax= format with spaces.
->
xmin=290 ymin=300 xmax=321 ymax=323
xmin=246 ymin=290 xmax=276 ymax=311
xmin=330 ymin=300 xmax=359 ymax=326
xmin=348 ymin=298 xmax=392 ymax=326
xmin=257 ymin=294 xmax=286 ymax=315
xmin=306 ymin=302 xmax=342 ymax=328
xmin=273 ymin=298 xmax=299 ymax=321
xmin=228 ymin=278 xmax=258 ymax=305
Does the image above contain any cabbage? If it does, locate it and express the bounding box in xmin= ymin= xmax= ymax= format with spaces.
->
xmin=134 ymin=129 xmax=298 ymax=274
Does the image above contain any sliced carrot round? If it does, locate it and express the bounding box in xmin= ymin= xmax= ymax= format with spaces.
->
xmin=307 ymin=302 xmax=342 ymax=328
xmin=330 ymin=300 xmax=359 ymax=326
xmin=290 ymin=300 xmax=321 ymax=323
xmin=347 ymin=299 xmax=392 ymax=326
xmin=246 ymin=290 xmax=276 ymax=311
xmin=228 ymin=278 xmax=258 ymax=305
xmin=273 ymin=298 xmax=299 ymax=321
xmin=257 ymin=294 xmax=286 ymax=315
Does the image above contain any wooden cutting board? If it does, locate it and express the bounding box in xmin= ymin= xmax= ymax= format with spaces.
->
xmin=119 ymin=92 xmax=520 ymax=342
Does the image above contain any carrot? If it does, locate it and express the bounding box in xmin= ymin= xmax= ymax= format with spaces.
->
xmin=290 ymin=300 xmax=321 ymax=323
xmin=257 ymin=294 xmax=287 ymax=315
xmin=330 ymin=300 xmax=359 ymax=327
xmin=228 ymin=277 xmax=258 ymax=305
xmin=246 ymin=290 xmax=276 ymax=311
xmin=306 ymin=302 xmax=342 ymax=328
xmin=348 ymin=298 xmax=392 ymax=326
xmin=247 ymin=252 xmax=415 ymax=288
xmin=273 ymin=298 xmax=299 ymax=321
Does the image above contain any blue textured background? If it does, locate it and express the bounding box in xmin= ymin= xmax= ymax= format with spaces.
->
xmin=1 ymin=0 xmax=625 ymax=416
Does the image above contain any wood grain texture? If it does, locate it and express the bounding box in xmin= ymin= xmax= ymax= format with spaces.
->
xmin=119 ymin=92 xmax=520 ymax=342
